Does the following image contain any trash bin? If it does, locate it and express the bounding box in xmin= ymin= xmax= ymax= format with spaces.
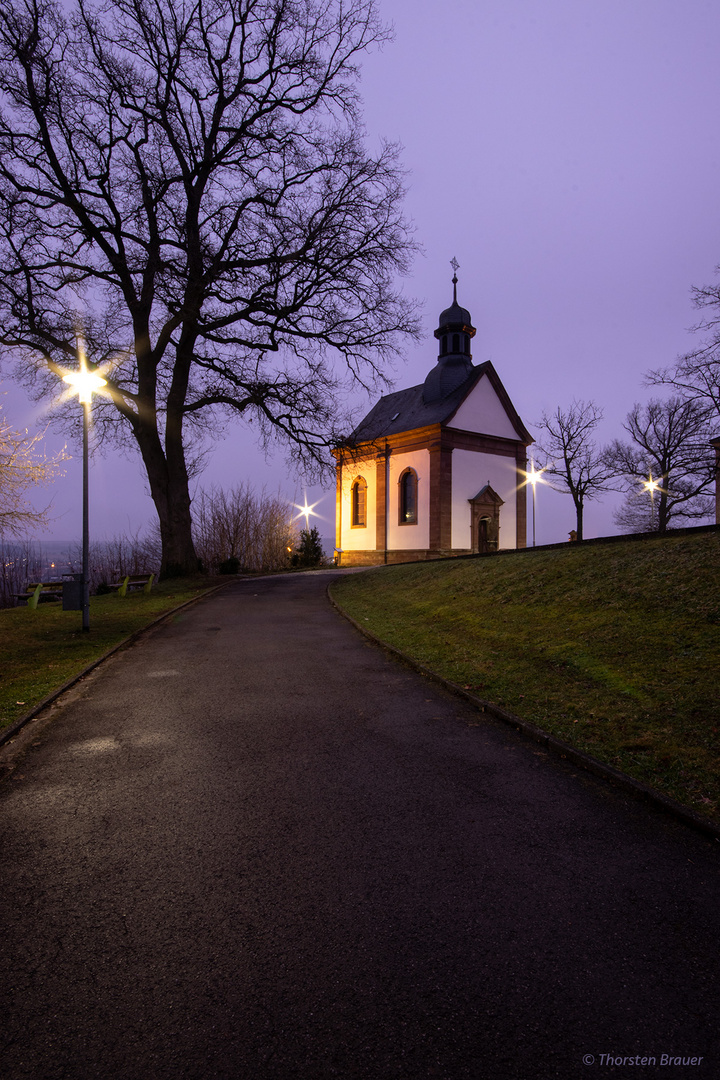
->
xmin=62 ymin=574 xmax=84 ymax=611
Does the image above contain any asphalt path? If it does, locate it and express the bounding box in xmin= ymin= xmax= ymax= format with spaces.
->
xmin=1 ymin=569 xmax=718 ymax=1080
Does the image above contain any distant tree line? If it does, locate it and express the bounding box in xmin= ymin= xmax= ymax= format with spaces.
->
xmin=0 ymin=483 xmax=314 ymax=606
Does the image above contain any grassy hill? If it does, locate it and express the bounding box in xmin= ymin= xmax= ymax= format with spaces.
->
xmin=330 ymin=531 xmax=720 ymax=826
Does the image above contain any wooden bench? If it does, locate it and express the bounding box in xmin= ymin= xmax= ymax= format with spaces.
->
xmin=17 ymin=581 xmax=65 ymax=608
xmin=110 ymin=573 xmax=155 ymax=597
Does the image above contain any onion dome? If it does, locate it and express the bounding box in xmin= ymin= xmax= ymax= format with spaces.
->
xmin=423 ymin=264 xmax=476 ymax=404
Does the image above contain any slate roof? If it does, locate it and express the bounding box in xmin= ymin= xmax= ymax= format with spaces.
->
xmin=436 ymin=298 xmax=474 ymax=334
xmin=350 ymin=361 xmax=532 ymax=445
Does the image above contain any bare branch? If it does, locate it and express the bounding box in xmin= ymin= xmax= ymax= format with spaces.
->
xmin=647 ymin=267 xmax=720 ymax=426
xmin=0 ymin=0 xmax=418 ymax=573
xmin=533 ymin=399 xmax=615 ymax=539
xmin=603 ymin=397 xmax=714 ymax=533
xmin=0 ymin=394 xmax=68 ymax=536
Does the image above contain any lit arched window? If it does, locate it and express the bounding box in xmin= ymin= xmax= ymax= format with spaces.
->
xmin=351 ymin=476 xmax=367 ymax=527
xmin=399 ymin=468 xmax=418 ymax=524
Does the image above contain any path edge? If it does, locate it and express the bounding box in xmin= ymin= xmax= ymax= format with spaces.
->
xmin=0 ymin=582 xmax=231 ymax=751
xmin=327 ymin=586 xmax=720 ymax=844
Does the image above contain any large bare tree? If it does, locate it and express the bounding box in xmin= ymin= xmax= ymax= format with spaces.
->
xmin=604 ymin=396 xmax=714 ymax=533
xmin=648 ymin=269 xmax=720 ymax=424
xmin=0 ymin=0 xmax=418 ymax=575
xmin=534 ymin=399 xmax=615 ymax=540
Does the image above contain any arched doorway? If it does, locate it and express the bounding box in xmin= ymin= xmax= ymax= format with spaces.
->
xmin=477 ymin=515 xmax=492 ymax=553
xmin=468 ymin=485 xmax=504 ymax=553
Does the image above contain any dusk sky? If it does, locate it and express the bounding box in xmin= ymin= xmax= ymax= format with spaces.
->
xmin=4 ymin=0 xmax=720 ymax=549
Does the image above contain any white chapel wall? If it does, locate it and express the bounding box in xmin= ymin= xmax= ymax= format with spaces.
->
xmin=339 ymin=456 xmax=376 ymax=551
xmin=447 ymin=374 xmax=520 ymax=439
xmin=387 ymin=448 xmax=430 ymax=551
xmin=451 ymin=449 xmax=519 ymax=550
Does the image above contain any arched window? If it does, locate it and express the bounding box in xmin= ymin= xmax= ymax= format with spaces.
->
xmin=399 ymin=468 xmax=418 ymax=524
xmin=351 ymin=476 xmax=367 ymax=527
xmin=441 ymin=335 xmax=448 ymax=356
xmin=452 ymin=333 xmax=459 ymax=353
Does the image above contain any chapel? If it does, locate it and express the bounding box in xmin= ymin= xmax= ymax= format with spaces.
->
xmin=333 ymin=270 xmax=533 ymax=565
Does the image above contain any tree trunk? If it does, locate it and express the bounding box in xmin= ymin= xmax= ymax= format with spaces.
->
xmin=135 ymin=416 xmax=199 ymax=578
xmin=155 ymin=471 xmax=198 ymax=578
xmin=575 ymin=497 xmax=584 ymax=541
xmin=658 ymin=488 xmax=670 ymax=533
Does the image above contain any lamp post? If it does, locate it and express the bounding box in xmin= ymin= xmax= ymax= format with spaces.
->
xmin=62 ymin=338 xmax=106 ymax=632
xmin=643 ymin=473 xmax=661 ymax=531
xmin=526 ymin=461 xmax=545 ymax=548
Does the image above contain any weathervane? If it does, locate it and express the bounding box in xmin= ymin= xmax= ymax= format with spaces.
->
xmin=450 ymin=256 xmax=459 ymax=302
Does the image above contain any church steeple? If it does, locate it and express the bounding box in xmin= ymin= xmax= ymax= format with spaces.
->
xmin=423 ymin=259 xmax=476 ymax=404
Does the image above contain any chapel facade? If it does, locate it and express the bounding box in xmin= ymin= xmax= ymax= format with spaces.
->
xmin=333 ymin=274 xmax=533 ymax=566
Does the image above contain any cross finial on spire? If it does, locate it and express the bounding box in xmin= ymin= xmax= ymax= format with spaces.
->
xmin=450 ymin=256 xmax=459 ymax=302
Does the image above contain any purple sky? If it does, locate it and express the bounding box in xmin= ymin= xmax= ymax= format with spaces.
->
xmin=4 ymin=0 xmax=720 ymax=548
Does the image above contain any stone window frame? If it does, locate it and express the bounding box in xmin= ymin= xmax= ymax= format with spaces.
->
xmin=351 ymin=476 xmax=367 ymax=528
xmin=398 ymin=467 xmax=419 ymax=526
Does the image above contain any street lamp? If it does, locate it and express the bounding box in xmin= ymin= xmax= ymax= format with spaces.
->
xmin=643 ymin=472 xmax=661 ymax=530
xmin=525 ymin=460 xmax=546 ymax=548
xmin=62 ymin=338 xmax=107 ymax=632
xmin=294 ymin=494 xmax=319 ymax=530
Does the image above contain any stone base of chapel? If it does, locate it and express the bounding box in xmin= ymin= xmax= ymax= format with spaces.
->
xmin=337 ymin=548 xmax=474 ymax=567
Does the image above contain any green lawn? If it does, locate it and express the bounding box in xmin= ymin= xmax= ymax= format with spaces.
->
xmin=330 ymin=532 xmax=720 ymax=825
xmin=0 ymin=577 xmax=219 ymax=733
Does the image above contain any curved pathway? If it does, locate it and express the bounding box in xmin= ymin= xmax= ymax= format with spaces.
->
xmin=1 ymin=570 xmax=718 ymax=1079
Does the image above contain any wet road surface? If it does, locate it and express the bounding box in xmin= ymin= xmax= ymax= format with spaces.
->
xmin=1 ymin=570 xmax=718 ymax=1079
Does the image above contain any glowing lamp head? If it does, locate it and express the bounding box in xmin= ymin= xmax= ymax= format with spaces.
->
xmin=525 ymin=461 xmax=546 ymax=488
xmin=294 ymin=497 xmax=317 ymax=528
xmin=63 ymin=367 xmax=107 ymax=404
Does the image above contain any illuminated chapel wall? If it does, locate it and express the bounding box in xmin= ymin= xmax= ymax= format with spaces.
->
xmin=451 ymin=449 xmax=519 ymax=550
xmin=339 ymin=457 xmax=376 ymax=551
xmin=447 ymin=374 xmax=519 ymax=440
xmin=386 ymin=448 xmax=430 ymax=551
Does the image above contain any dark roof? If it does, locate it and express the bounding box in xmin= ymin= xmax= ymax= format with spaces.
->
xmin=350 ymin=361 xmax=532 ymax=445
xmin=423 ymin=354 xmax=474 ymax=403
xmin=436 ymin=299 xmax=474 ymax=334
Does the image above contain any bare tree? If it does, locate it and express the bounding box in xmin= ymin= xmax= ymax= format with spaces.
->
xmin=193 ymin=482 xmax=297 ymax=572
xmin=0 ymin=0 xmax=418 ymax=576
xmin=647 ymin=270 xmax=720 ymax=424
xmin=0 ymin=397 xmax=67 ymax=536
xmin=604 ymin=396 xmax=714 ymax=533
xmin=534 ymin=400 xmax=615 ymax=540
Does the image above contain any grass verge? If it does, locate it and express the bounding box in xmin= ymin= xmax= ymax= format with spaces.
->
xmin=330 ymin=532 xmax=720 ymax=825
xmin=0 ymin=576 xmax=219 ymax=734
